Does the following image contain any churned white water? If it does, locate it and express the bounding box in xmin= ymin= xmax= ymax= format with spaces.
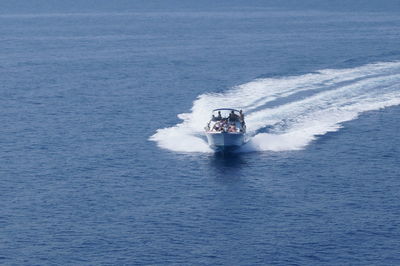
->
xmin=150 ymin=61 xmax=400 ymax=153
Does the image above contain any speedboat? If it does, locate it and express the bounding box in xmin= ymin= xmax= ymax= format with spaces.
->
xmin=205 ymin=108 xmax=246 ymax=151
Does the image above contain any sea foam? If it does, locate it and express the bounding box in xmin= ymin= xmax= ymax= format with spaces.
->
xmin=150 ymin=61 xmax=400 ymax=153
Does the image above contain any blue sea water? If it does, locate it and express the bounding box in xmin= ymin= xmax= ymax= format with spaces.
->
xmin=1 ymin=0 xmax=400 ymax=264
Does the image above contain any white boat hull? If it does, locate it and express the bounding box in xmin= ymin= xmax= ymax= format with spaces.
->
xmin=206 ymin=132 xmax=245 ymax=151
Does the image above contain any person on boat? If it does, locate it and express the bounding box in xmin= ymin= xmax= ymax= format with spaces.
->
xmin=217 ymin=111 xmax=222 ymax=120
xmin=220 ymin=120 xmax=226 ymax=131
xmin=213 ymin=122 xmax=221 ymax=131
xmin=215 ymin=121 xmax=227 ymax=132
xmin=211 ymin=115 xmax=217 ymax=121
xmin=239 ymin=110 xmax=244 ymax=122
xmin=239 ymin=110 xmax=245 ymax=127
xmin=229 ymin=110 xmax=238 ymax=122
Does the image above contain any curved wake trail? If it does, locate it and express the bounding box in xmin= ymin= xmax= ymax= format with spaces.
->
xmin=150 ymin=61 xmax=400 ymax=153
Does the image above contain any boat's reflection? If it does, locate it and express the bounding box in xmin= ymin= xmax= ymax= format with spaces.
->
xmin=209 ymin=151 xmax=247 ymax=172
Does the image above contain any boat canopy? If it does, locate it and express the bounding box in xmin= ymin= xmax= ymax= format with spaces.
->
xmin=212 ymin=108 xmax=240 ymax=112
xmin=210 ymin=108 xmax=243 ymax=120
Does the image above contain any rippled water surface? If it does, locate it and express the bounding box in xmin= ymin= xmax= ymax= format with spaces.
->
xmin=1 ymin=1 xmax=400 ymax=264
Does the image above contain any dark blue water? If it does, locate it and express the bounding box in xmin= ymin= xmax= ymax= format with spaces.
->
xmin=1 ymin=1 xmax=400 ymax=264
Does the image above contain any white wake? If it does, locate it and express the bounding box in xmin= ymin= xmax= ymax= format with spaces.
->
xmin=150 ymin=61 xmax=400 ymax=153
